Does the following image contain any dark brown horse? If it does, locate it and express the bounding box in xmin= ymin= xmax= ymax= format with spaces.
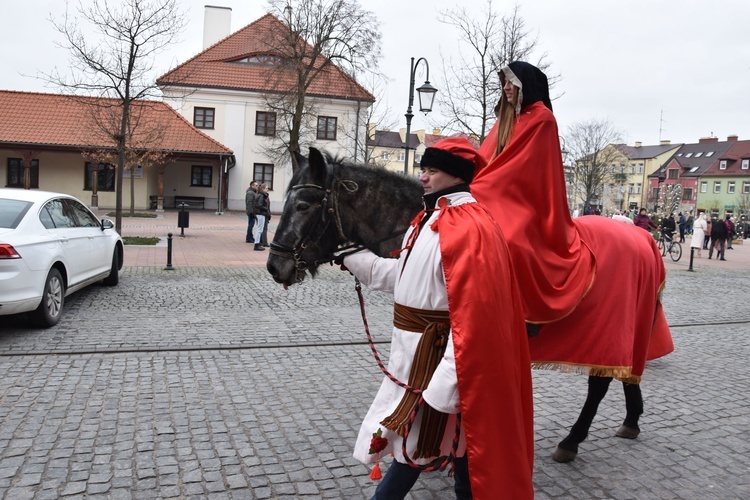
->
xmin=267 ymin=148 xmax=657 ymax=462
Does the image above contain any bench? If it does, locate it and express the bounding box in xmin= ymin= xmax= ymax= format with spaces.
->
xmin=174 ymin=196 xmax=206 ymax=210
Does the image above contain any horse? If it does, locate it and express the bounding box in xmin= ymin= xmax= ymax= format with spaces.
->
xmin=267 ymin=147 xmax=668 ymax=463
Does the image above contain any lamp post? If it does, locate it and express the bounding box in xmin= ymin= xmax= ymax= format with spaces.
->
xmin=403 ymin=57 xmax=438 ymax=175
xmin=656 ymin=171 xmax=666 ymax=213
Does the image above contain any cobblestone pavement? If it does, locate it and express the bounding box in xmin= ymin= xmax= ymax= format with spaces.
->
xmin=1 ymin=225 xmax=750 ymax=497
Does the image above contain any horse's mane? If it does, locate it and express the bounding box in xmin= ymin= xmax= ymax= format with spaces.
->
xmin=287 ymin=152 xmax=422 ymax=195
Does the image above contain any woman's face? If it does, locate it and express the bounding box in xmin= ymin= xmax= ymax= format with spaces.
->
xmin=503 ymin=78 xmax=518 ymax=105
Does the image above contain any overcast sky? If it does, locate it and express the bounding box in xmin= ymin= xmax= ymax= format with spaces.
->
xmin=2 ymin=0 xmax=749 ymax=147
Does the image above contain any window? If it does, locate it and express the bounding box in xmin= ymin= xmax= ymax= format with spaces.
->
xmin=397 ymin=151 xmax=405 ymax=162
xmin=694 ymin=152 xmax=703 ymax=158
xmin=743 ymin=182 xmax=750 ymax=194
xmin=380 ymin=151 xmax=391 ymax=161
xmin=84 ymin=162 xmax=115 ymax=191
xmin=255 ymin=111 xmax=276 ymax=136
xmin=667 ymin=168 xmax=678 ymax=179
xmin=719 ymin=160 xmax=727 ymax=170
xmin=194 ymin=107 xmax=215 ymax=129
xmin=636 ymin=183 xmax=642 ymax=194
xmin=191 ymin=166 xmax=212 ymax=187
xmin=229 ymin=55 xmax=285 ymax=67
xmin=713 ymin=182 xmax=721 ymax=194
xmin=628 ymin=183 xmax=634 ymax=194
xmin=700 ymin=181 xmax=707 ymax=193
xmin=317 ymin=116 xmax=337 ymax=140
xmin=728 ymin=181 xmax=736 ymax=194
xmin=705 ymin=151 xmax=715 ymax=157
xmin=742 ymin=159 xmax=749 ymax=170
xmin=630 ymin=163 xmax=636 ymax=174
xmin=7 ymin=158 xmax=39 ymax=188
xmin=253 ymin=163 xmax=274 ymax=190
xmin=683 ymin=188 xmax=693 ymax=200
xmin=610 ymin=165 xmax=616 ymax=175
xmin=637 ymin=163 xmax=643 ymax=174
xmin=651 ymin=187 xmax=660 ymax=199
xmin=685 ymin=152 xmax=693 ymax=158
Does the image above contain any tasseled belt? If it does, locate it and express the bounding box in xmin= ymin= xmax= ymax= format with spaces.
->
xmin=380 ymin=303 xmax=451 ymax=459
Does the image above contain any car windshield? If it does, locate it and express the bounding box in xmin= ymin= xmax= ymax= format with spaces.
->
xmin=0 ymin=198 xmax=32 ymax=229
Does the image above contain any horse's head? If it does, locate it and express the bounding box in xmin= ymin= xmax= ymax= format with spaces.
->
xmin=267 ymin=147 xmax=343 ymax=288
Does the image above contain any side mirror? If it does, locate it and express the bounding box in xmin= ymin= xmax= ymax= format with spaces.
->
xmin=101 ymin=219 xmax=115 ymax=231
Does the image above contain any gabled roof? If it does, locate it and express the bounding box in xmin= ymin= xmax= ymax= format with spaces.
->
xmin=659 ymin=140 xmax=736 ymax=178
xmin=702 ymin=139 xmax=750 ymax=176
xmin=0 ymin=90 xmax=232 ymax=156
xmin=157 ymin=14 xmax=374 ymax=103
xmin=367 ymin=130 xmax=419 ymax=149
xmin=614 ymin=143 xmax=682 ymax=160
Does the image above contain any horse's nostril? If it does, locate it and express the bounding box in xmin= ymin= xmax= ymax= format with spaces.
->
xmin=267 ymin=263 xmax=278 ymax=278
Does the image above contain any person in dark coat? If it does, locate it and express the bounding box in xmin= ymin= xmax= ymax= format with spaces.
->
xmin=725 ymin=215 xmax=736 ymax=250
xmin=662 ymin=213 xmax=677 ymax=241
xmin=709 ymin=215 xmax=728 ymax=260
xmin=677 ymin=212 xmax=687 ymax=242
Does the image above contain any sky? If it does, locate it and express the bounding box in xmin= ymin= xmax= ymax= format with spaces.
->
xmin=2 ymin=0 xmax=749 ymax=147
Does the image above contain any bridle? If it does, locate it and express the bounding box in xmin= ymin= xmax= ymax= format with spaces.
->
xmin=269 ymin=162 xmax=359 ymax=281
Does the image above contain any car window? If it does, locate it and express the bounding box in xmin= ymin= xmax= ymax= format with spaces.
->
xmin=66 ymin=199 xmax=100 ymax=228
xmin=0 ymin=198 xmax=32 ymax=229
xmin=44 ymin=199 xmax=77 ymax=228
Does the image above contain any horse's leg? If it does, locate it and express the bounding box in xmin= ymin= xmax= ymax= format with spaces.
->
xmin=615 ymin=382 xmax=643 ymax=439
xmin=552 ymin=375 xmax=612 ymax=463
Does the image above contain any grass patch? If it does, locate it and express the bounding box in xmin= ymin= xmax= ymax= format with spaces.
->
xmin=106 ymin=212 xmax=158 ymax=218
xmin=123 ymin=236 xmax=160 ymax=245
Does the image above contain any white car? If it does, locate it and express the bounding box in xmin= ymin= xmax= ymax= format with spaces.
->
xmin=0 ymin=189 xmax=123 ymax=327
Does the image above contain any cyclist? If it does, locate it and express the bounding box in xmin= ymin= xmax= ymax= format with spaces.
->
xmin=662 ymin=213 xmax=677 ymax=242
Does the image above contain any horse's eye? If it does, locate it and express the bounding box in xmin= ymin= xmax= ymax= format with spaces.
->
xmin=296 ymin=202 xmax=311 ymax=212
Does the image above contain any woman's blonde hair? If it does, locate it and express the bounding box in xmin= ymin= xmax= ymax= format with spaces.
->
xmin=490 ymin=84 xmax=518 ymax=159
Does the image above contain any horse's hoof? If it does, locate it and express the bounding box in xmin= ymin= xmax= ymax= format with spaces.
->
xmin=552 ymin=446 xmax=577 ymax=463
xmin=616 ymin=425 xmax=640 ymax=439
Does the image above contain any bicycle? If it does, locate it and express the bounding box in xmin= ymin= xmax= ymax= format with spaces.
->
xmin=657 ymin=230 xmax=682 ymax=261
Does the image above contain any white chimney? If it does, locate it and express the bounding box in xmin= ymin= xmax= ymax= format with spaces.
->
xmin=203 ymin=6 xmax=232 ymax=50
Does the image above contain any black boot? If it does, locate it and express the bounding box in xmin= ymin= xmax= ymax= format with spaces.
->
xmin=254 ymin=244 xmax=265 ymax=251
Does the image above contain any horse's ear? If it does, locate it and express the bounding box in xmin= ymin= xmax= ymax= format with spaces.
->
xmin=308 ymin=147 xmax=328 ymax=184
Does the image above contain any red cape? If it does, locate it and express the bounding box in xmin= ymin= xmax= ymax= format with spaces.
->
xmin=472 ymin=105 xmax=673 ymax=379
xmin=437 ymin=201 xmax=534 ymax=499
xmin=473 ymin=102 xmax=596 ymax=323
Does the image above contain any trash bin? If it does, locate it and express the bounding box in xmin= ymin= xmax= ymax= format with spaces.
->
xmin=177 ymin=203 xmax=189 ymax=236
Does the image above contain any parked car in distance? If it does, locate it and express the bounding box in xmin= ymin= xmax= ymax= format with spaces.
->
xmin=0 ymin=189 xmax=123 ymax=327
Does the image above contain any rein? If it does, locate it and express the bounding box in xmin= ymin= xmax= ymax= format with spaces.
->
xmin=353 ymin=277 xmax=460 ymax=473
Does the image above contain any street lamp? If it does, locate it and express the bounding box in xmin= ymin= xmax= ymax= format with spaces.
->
xmin=403 ymin=57 xmax=438 ymax=175
xmin=656 ymin=170 xmax=666 ymax=213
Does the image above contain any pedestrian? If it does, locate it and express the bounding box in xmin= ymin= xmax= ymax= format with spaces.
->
xmin=725 ymin=215 xmax=736 ymax=250
xmin=634 ymin=207 xmax=658 ymax=232
xmin=691 ymin=213 xmax=707 ymax=258
xmin=253 ymin=184 xmax=270 ymax=251
xmin=678 ymin=212 xmax=687 ymax=242
xmin=709 ymin=215 xmax=728 ymax=260
xmin=685 ymin=213 xmax=694 ymax=235
xmin=662 ymin=213 xmax=677 ymax=242
xmin=245 ymin=180 xmax=258 ymax=243
xmin=704 ymin=216 xmax=713 ymax=249
xmin=341 ymin=138 xmax=534 ymax=499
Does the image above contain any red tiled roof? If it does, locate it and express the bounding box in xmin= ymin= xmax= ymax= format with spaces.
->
xmin=157 ymin=14 xmax=374 ymax=102
xmin=0 ymin=90 xmax=232 ymax=155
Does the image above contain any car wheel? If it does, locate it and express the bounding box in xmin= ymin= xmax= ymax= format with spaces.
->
xmin=102 ymin=251 xmax=119 ymax=286
xmin=31 ymin=268 xmax=65 ymax=328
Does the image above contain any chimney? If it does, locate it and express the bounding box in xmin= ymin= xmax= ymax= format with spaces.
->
xmin=660 ymin=140 xmax=671 ymax=145
xmin=727 ymin=135 xmax=739 ymax=141
xmin=634 ymin=141 xmax=642 ymax=148
xmin=204 ymin=6 xmax=232 ymax=49
xmin=699 ymin=137 xmax=719 ymax=143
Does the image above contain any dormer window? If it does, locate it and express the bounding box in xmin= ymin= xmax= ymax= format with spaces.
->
xmin=742 ymin=159 xmax=749 ymax=170
xmin=229 ymin=54 xmax=286 ymax=67
xmin=720 ymin=160 xmax=727 ymax=170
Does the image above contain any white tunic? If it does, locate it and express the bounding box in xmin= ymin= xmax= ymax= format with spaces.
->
xmin=344 ymin=191 xmax=473 ymax=465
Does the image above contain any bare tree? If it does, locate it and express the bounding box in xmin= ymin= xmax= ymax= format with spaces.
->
xmin=45 ymin=0 xmax=187 ymax=233
xmin=258 ymin=0 xmax=381 ymax=171
xmin=435 ymin=1 xmax=554 ymax=144
xmin=338 ymin=72 xmax=398 ymax=164
xmin=564 ymin=119 xmax=623 ymax=212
